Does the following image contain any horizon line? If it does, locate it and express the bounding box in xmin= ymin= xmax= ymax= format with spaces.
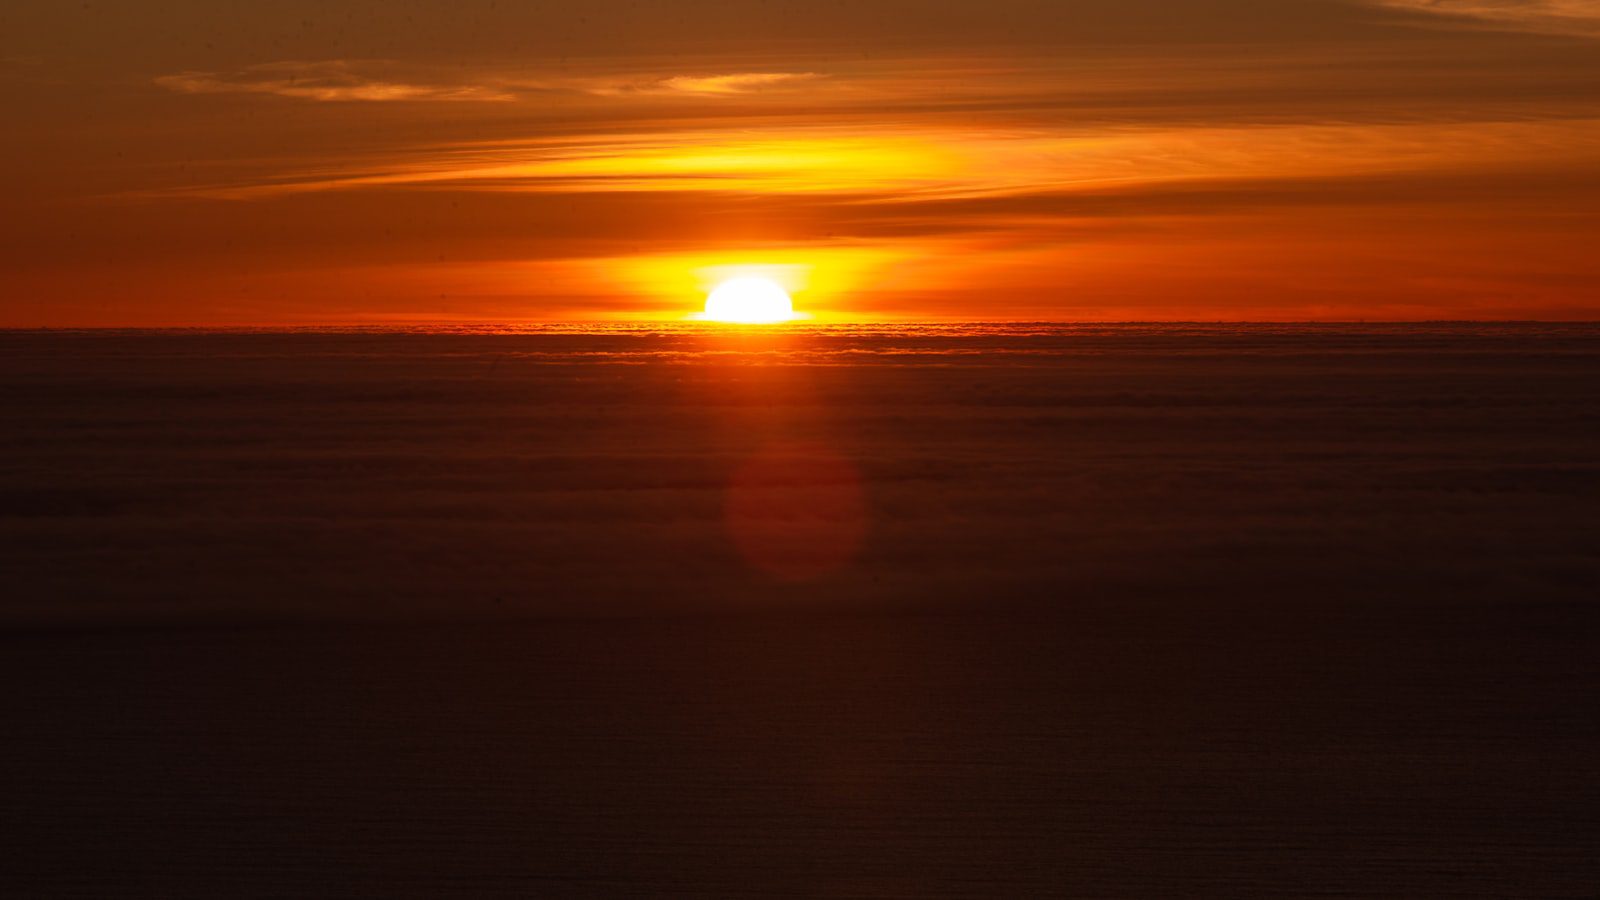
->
xmin=4 ymin=319 xmax=1600 ymax=332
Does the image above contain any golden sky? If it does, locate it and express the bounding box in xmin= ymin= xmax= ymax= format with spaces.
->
xmin=4 ymin=0 xmax=1600 ymax=324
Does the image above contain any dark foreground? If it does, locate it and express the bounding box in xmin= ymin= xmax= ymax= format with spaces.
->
xmin=1 ymin=324 xmax=1597 ymax=895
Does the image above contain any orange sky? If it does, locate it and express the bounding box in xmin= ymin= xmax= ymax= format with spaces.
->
xmin=4 ymin=0 xmax=1600 ymax=324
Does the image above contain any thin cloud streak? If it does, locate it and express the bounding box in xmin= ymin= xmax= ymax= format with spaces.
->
xmin=1370 ymin=0 xmax=1600 ymax=36
xmin=156 ymin=60 xmax=826 ymax=103
xmin=155 ymin=61 xmax=515 ymax=102
xmin=585 ymin=72 xmax=824 ymax=96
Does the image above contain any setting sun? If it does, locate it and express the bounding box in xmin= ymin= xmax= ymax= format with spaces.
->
xmin=702 ymin=275 xmax=797 ymax=323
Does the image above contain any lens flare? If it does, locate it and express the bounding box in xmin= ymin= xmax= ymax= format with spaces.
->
xmin=725 ymin=442 xmax=867 ymax=581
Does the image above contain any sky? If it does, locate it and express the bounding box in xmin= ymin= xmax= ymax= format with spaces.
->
xmin=4 ymin=0 xmax=1599 ymax=324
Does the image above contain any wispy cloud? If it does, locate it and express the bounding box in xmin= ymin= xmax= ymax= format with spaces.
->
xmin=1370 ymin=0 xmax=1600 ymax=37
xmin=155 ymin=61 xmax=515 ymax=102
xmin=130 ymin=45 xmax=1600 ymax=211
xmin=156 ymin=61 xmax=825 ymax=103
xmin=142 ymin=114 xmax=1600 ymax=207
xmin=588 ymin=72 xmax=824 ymax=96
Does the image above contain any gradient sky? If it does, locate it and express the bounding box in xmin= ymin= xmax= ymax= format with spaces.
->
xmin=5 ymin=0 xmax=1600 ymax=324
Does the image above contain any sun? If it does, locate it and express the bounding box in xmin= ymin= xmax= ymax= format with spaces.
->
xmin=703 ymin=275 xmax=796 ymax=324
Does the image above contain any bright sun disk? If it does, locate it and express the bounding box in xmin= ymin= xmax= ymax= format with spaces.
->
xmin=703 ymin=276 xmax=796 ymax=323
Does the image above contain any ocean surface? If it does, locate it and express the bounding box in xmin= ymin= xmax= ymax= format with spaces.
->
xmin=1 ymin=323 xmax=1596 ymax=895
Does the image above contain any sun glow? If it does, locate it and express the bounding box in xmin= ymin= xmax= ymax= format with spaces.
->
xmin=585 ymin=249 xmax=906 ymax=323
xmin=701 ymin=275 xmax=797 ymax=323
